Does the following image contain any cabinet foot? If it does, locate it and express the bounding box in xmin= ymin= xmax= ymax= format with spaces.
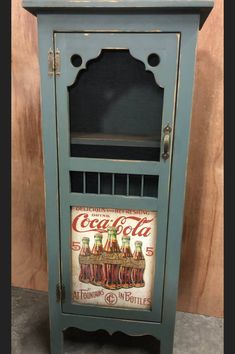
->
xmin=160 ymin=337 xmax=174 ymax=354
xmin=50 ymin=327 xmax=63 ymax=354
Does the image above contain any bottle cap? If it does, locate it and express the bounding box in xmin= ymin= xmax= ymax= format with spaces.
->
xmin=94 ymin=232 xmax=103 ymax=239
xmin=107 ymin=227 xmax=117 ymax=235
xmin=122 ymin=236 xmax=130 ymax=241
xmin=82 ymin=237 xmax=90 ymax=243
xmin=94 ymin=233 xmax=103 ymax=242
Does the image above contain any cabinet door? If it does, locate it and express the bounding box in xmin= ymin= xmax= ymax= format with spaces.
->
xmin=55 ymin=32 xmax=179 ymax=322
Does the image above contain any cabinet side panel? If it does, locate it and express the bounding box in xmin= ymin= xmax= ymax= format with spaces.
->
xmin=37 ymin=17 xmax=63 ymax=336
xmin=161 ymin=18 xmax=199 ymax=335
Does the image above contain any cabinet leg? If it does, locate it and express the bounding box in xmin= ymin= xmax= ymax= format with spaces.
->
xmin=160 ymin=337 xmax=174 ymax=354
xmin=50 ymin=326 xmax=63 ymax=354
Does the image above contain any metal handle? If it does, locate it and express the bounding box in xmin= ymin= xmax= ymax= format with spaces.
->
xmin=162 ymin=124 xmax=172 ymax=161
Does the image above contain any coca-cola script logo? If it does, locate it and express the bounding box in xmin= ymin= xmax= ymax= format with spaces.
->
xmin=72 ymin=213 xmax=154 ymax=237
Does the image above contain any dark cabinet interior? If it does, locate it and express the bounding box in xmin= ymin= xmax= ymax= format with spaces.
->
xmin=69 ymin=49 xmax=164 ymax=161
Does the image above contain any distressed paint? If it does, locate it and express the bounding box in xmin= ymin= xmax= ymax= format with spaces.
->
xmin=13 ymin=0 xmax=223 ymax=320
xmin=22 ymin=0 xmax=213 ymax=27
xmin=55 ymin=31 xmax=179 ymax=323
xmin=21 ymin=1 xmax=214 ymax=353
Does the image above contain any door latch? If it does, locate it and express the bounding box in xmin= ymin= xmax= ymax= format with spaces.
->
xmin=162 ymin=124 xmax=172 ymax=161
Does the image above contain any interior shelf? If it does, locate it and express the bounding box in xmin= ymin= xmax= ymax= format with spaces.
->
xmin=70 ymin=133 xmax=161 ymax=148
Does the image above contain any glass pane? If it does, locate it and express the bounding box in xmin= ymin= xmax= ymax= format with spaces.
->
xmin=71 ymin=206 xmax=157 ymax=310
xmin=69 ymin=50 xmax=163 ymax=161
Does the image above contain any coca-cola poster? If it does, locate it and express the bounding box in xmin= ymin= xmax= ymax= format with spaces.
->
xmin=71 ymin=206 xmax=157 ymax=310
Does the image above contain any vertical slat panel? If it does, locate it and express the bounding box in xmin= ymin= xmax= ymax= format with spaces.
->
xmin=97 ymin=172 xmax=100 ymax=194
xmin=126 ymin=174 xmax=129 ymax=196
xmin=141 ymin=175 xmax=144 ymax=197
xmin=112 ymin=173 xmax=115 ymax=195
xmin=83 ymin=172 xmax=86 ymax=193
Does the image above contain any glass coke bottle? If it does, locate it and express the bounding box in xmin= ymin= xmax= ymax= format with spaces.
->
xmin=79 ymin=237 xmax=91 ymax=283
xmin=132 ymin=241 xmax=145 ymax=288
xmin=90 ymin=233 xmax=103 ymax=286
xmin=119 ymin=236 xmax=133 ymax=288
xmin=103 ymin=227 xmax=121 ymax=290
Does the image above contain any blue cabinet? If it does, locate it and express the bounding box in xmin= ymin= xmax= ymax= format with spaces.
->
xmin=22 ymin=1 xmax=213 ymax=353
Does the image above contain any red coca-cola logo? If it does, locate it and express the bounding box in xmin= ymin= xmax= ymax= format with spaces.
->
xmin=72 ymin=213 xmax=153 ymax=237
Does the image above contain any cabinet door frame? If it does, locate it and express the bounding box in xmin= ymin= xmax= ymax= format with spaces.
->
xmin=55 ymin=31 xmax=180 ymax=322
xmin=37 ymin=12 xmax=199 ymax=336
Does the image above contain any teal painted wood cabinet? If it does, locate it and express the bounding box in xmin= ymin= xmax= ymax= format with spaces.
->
xmin=22 ymin=1 xmax=213 ymax=353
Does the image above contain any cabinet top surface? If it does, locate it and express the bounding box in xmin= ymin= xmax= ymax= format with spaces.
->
xmin=22 ymin=0 xmax=214 ymax=9
xmin=22 ymin=0 xmax=214 ymax=28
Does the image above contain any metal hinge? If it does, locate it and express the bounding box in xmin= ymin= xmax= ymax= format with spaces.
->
xmin=48 ymin=48 xmax=61 ymax=76
xmin=56 ymin=283 xmax=65 ymax=303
